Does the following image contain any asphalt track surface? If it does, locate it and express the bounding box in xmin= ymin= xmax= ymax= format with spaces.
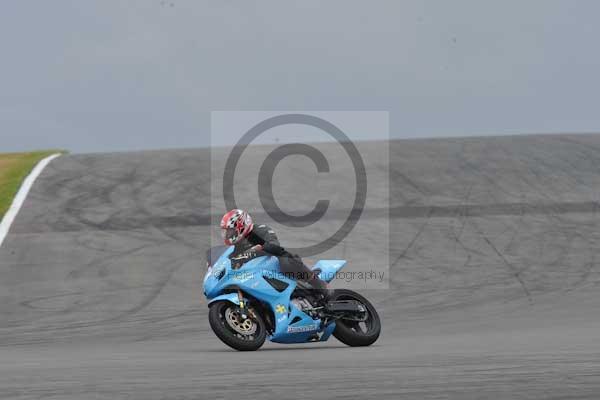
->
xmin=2 ymin=134 xmax=600 ymax=399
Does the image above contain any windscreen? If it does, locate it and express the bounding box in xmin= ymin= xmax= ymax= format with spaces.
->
xmin=205 ymin=245 xmax=229 ymax=268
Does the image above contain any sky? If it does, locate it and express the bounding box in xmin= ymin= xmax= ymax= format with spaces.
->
xmin=1 ymin=0 xmax=600 ymax=153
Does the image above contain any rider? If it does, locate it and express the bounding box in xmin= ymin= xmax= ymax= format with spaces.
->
xmin=220 ymin=209 xmax=330 ymax=299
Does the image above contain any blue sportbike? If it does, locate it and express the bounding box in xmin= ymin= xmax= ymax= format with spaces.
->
xmin=204 ymin=246 xmax=381 ymax=351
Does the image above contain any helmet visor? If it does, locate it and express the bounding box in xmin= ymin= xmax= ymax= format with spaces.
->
xmin=221 ymin=227 xmax=237 ymax=243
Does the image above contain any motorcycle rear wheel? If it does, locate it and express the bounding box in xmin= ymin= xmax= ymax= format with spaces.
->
xmin=208 ymin=301 xmax=267 ymax=351
xmin=331 ymin=289 xmax=381 ymax=347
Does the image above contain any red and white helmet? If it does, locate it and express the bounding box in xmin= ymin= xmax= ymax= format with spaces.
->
xmin=220 ymin=209 xmax=254 ymax=245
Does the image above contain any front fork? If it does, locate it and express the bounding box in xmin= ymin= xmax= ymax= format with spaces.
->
xmin=237 ymin=289 xmax=260 ymax=322
xmin=237 ymin=289 xmax=247 ymax=319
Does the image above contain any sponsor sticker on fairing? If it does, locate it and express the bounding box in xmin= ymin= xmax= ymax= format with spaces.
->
xmin=287 ymin=324 xmax=319 ymax=333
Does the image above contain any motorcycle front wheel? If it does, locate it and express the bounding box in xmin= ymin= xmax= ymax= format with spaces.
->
xmin=208 ymin=301 xmax=267 ymax=351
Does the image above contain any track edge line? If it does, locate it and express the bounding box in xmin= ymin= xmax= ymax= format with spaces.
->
xmin=0 ymin=153 xmax=62 ymax=248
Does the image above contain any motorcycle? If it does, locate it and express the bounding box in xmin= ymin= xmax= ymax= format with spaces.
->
xmin=203 ymin=246 xmax=381 ymax=351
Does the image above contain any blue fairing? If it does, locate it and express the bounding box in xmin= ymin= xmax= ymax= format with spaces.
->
xmin=203 ymin=246 xmax=348 ymax=344
xmin=312 ymin=260 xmax=347 ymax=283
xmin=207 ymin=293 xmax=240 ymax=306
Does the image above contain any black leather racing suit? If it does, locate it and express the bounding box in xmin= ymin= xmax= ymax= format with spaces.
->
xmin=230 ymin=224 xmax=328 ymax=293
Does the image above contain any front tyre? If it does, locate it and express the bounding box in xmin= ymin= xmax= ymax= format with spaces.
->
xmin=208 ymin=301 xmax=267 ymax=351
xmin=332 ymin=289 xmax=381 ymax=347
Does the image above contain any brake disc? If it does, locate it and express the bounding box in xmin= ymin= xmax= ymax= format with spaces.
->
xmin=225 ymin=307 xmax=257 ymax=335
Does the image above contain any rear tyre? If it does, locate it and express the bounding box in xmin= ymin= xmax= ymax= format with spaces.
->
xmin=208 ymin=301 xmax=267 ymax=351
xmin=332 ymin=289 xmax=381 ymax=347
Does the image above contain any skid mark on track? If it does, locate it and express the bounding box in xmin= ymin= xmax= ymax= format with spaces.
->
xmin=390 ymin=208 xmax=432 ymax=269
xmin=19 ymin=291 xmax=84 ymax=311
xmin=110 ymin=267 xmax=180 ymax=320
xmin=480 ymin=232 xmax=533 ymax=304
xmin=66 ymin=239 xmax=170 ymax=279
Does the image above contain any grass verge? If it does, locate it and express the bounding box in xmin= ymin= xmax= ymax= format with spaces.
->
xmin=0 ymin=150 xmax=65 ymax=219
